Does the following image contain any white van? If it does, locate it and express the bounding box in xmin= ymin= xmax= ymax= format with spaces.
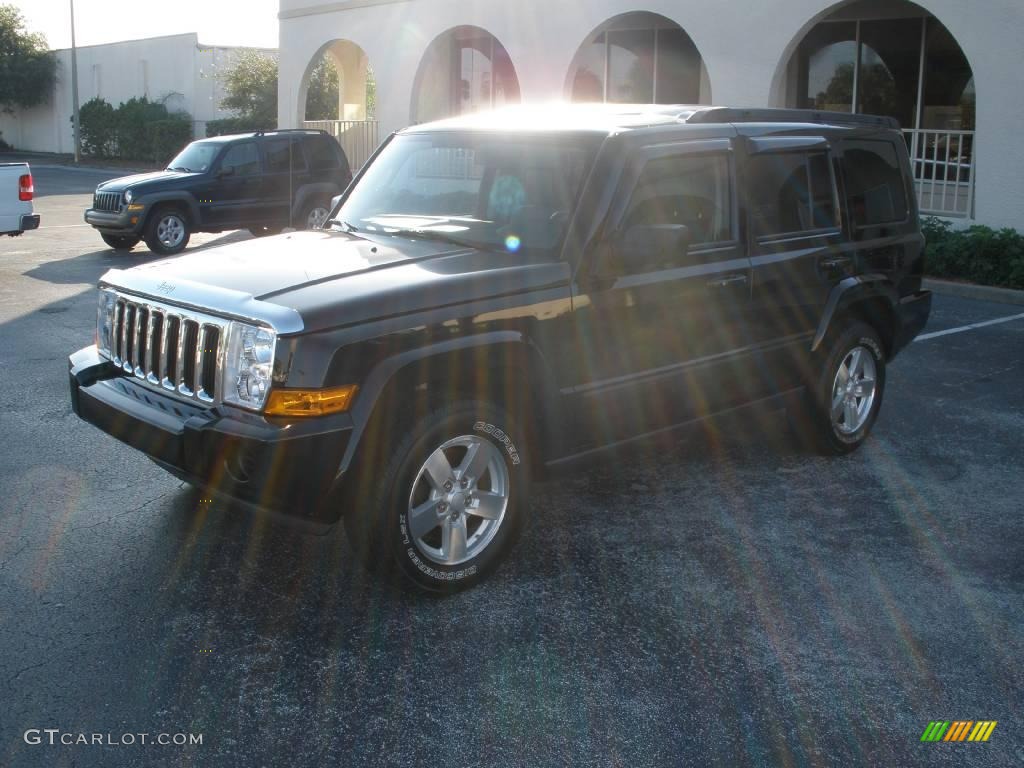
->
xmin=1 ymin=163 xmax=39 ymax=236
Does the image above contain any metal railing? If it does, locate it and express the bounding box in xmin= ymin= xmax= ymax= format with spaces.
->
xmin=903 ymin=129 xmax=975 ymax=218
xmin=303 ymin=119 xmax=380 ymax=171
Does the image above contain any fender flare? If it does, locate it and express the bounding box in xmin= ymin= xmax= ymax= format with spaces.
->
xmin=135 ymin=192 xmax=201 ymax=229
xmin=290 ymin=183 xmax=341 ymax=223
xmin=336 ymin=331 xmax=561 ymax=476
xmin=811 ymin=274 xmax=899 ymax=353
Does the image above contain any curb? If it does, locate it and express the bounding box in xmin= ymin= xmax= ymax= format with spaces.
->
xmin=924 ymin=278 xmax=1024 ymax=307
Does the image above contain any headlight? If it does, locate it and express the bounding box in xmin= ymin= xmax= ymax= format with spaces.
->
xmin=96 ymin=289 xmax=117 ymax=357
xmin=123 ymin=189 xmax=133 ymax=204
xmin=222 ymin=322 xmax=276 ymax=411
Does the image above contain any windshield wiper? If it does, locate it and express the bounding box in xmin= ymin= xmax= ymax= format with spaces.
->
xmin=167 ymin=166 xmax=191 ymax=172
xmin=325 ymin=219 xmax=358 ymax=233
xmin=384 ymin=228 xmax=488 ymax=251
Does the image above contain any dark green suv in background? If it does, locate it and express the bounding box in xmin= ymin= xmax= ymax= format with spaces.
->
xmin=84 ymin=129 xmax=352 ymax=255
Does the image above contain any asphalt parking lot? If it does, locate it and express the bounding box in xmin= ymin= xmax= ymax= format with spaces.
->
xmin=0 ymin=166 xmax=1022 ymax=767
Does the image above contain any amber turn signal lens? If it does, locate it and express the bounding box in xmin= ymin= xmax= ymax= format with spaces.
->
xmin=265 ymin=385 xmax=358 ymax=417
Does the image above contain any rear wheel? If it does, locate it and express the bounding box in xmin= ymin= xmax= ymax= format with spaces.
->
xmin=344 ymin=400 xmax=529 ymax=592
xmin=101 ymin=233 xmax=141 ymax=251
xmin=144 ymin=207 xmax=190 ymax=255
xmin=792 ymin=321 xmax=886 ymax=455
xmin=300 ymin=200 xmax=331 ymax=230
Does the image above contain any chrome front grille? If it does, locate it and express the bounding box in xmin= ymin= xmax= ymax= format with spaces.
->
xmin=107 ymin=295 xmax=226 ymax=404
xmin=93 ymin=191 xmax=123 ymax=212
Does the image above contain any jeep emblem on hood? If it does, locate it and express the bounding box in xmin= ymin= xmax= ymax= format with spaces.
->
xmin=156 ymin=281 xmax=176 ymax=295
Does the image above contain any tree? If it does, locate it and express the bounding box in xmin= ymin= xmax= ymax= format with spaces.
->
xmin=220 ymin=49 xmax=278 ymax=128
xmin=0 ymin=4 xmax=57 ymax=114
xmin=304 ymin=54 xmax=339 ymax=121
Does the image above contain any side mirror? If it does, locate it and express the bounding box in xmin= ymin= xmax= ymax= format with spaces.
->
xmin=217 ymin=166 xmax=235 ymax=178
xmin=330 ymin=194 xmax=343 ymax=211
xmin=601 ymin=224 xmax=690 ymax=276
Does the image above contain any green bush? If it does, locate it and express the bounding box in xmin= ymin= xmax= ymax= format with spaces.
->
xmin=77 ymin=95 xmax=193 ymax=162
xmin=922 ymin=216 xmax=1024 ymax=290
xmin=78 ymin=97 xmax=117 ymax=157
xmin=205 ymin=116 xmax=272 ymax=137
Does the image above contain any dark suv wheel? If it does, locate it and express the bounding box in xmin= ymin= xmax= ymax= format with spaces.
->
xmin=144 ymin=206 xmax=191 ymax=255
xmin=300 ymin=199 xmax=331 ymax=230
xmin=344 ymin=400 xmax=529 ymax=592
xmin=101 ymin=233 xmax=141 ymax=251
xmin=795 ymin=321 xmax=887 ymax=455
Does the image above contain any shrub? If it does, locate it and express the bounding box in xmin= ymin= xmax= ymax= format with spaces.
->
xmin=146 ymin=116 xmax=193 ymax=164
xmin=78 ymin=97 xmax=117 ymax=157
xmin=922 ymin=216 xmax=1024 ymax=290
xmin=205 ymin=116 xmax=272 ymax=137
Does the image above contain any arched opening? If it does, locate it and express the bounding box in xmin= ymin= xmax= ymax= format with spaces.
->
xmin=777 ymin=0 xmax=976 ymax=216
xmin=411 ymin=26 xmax=521 ymax=124
xmin=299 ymin=39 xmax=377 ymax=169
xmin=565 ymin=12 xmax=710 ymax=104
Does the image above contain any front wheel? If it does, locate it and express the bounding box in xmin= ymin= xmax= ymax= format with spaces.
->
xmin=344 ymin=401 xmax=529 ymax=592
xmin=100 ymin=233 xmax=141 ymax=251
xmin=143 ymin=208 xmax=191 ymax=255
xmin=793 ymin=321 xmax=887 ymax=455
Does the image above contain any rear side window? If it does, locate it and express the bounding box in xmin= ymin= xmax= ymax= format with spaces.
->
xmin=305 ymin=136 xmax=344 ymax=171
xmin=748 ymin=151 xmax=839 ymax=238
xmin=264 ymin=138 xmax=307 ymax=173
xmin=220 ymin=142 xmax=260 ymax=176
xmin=841 ymin=140 xmax=909 ymax=226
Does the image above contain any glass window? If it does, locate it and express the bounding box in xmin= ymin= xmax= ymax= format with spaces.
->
xmin=607 ymin=29 xmax=655 ymax=103
xmin=749 ymin=152 xmax=838 ymax=238
xmin=841 ymin=140 xmax=909 ymax=226
xmin=623 ymin=153 xmax=732 ymax=245
xmin=220 ymin=142 xmax=260 ymax=176
xmin=858 ymin=19 xmax=922 ymax=129
xmin=264 ymin=139 xmax=307 ymax=174
xmin=339 ymin=133 xmax=599 ymax=257
xmin=306 ymin=136 xmax=342 ymax=171
xmin=797 ymin=22 xmax=857 ymax=113
xmin=166 ymin=141 xmax=219 ymax=173
xmin=655 ymin=28 xmax=701 ymax=104
xmin=921 ymin=20 xmax=975 ymax=130
xmin=571 ymin=33 xmax=606 ymax=101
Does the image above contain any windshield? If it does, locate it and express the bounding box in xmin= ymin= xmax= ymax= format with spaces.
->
xmin=166 ymin=141 xmax=221 ymax=173
xmin=335 ymin=132 xmax=599 ymax=256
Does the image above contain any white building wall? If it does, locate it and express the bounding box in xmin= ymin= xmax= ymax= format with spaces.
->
xmin=0 ymin=34 xmax=277 ymax=154
xmin=278 ymin=0 xmax=1024 ymax=230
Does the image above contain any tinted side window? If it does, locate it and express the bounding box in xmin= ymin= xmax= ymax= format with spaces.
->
xmin=264 ymin=138 xmax=307 ymax=173
xmin=306 ymin=136 xmax=342 ymax=171
xmin=622 ymin=153 xmax=733 ymax=246
xmin=749 ymin=151 xmax=839 ymax=238
xmin=220 ymin=142 xmax=260 ymax=176
xmin=841 ymin=140 xmax=909 ymax=226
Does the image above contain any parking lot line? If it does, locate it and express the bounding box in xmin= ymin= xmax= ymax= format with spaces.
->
xmin=916 ymin=312 xmax=1024 ymax=342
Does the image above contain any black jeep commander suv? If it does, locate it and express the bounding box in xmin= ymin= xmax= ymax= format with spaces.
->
xmin=69 ymin=105 xmax=932 ymax=592
xmin=85 ymin=129 xmax=352 ymax=255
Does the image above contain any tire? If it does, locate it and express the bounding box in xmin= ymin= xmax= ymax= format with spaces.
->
xmin=793 ymin=321 xmax=887 ymax=455
xmin=248 ymin=226 xmax=283 ymax=238
xmin=299 ymin=199 xmax=331 ymax=230
xmin=343 ymin=400 xmax=530 ymax=592
xmin=101 ymin=233 xmax=141 ymax=251
xmin=143 ymin=206 xmax=191 ymax=255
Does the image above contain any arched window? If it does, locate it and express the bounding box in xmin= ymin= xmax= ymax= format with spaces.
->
xmin=412 ymin=26 xmax=520 ymax=124
xmin=567 ymin=13 xmax=708 ymax=104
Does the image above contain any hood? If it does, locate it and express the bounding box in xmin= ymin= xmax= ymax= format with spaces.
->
xmin=104 ymin=230 xmax=570 ymax=334
xmin=97 ymin=170 xmax=200 ymax=193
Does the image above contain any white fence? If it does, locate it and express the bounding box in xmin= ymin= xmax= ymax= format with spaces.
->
xmin=303 ymin=120 xmax=380 ymax=171
xmin=904 ymin=129 xmax=975 ymax=218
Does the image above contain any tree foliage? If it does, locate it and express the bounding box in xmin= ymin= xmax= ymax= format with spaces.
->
xmin=220 ymin=49 xmax=279 ymax=127
xmin=0 ymin=4 xmax=57 ymax=114
xmin=304 ymin=54 xmax=339 ymax=121
xmin=78 ymin=95 xmax=193 ymax=162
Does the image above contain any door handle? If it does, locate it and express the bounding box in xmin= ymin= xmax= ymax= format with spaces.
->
xmin=707 ymin=274 xmax=748 ymax=289
xmin=820 ymin=256 xmax=852 ymax=270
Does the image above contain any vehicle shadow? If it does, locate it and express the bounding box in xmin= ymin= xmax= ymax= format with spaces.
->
xmin=23 ymin=230 xmax=253 ymax=286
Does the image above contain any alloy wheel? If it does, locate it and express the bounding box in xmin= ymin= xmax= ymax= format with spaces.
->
xmin=830 ymin=345 xmax=878 ymax=434
xmin=156 ymin=214 xmax=186 ymax=249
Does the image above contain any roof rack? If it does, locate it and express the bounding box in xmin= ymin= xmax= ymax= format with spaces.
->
xmin=686 ymin=107 xmax=900 ymax=130
xmin=252 ymin=128 xmax=330 ymax=137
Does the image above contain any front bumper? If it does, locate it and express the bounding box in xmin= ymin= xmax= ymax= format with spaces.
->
xmin=69 ymin=346 xmax=353 ymax=524
xmin=84 ymin=207 xmax=143 ymax=235
xmin=892 ymin=289 xmax=932 ymax=356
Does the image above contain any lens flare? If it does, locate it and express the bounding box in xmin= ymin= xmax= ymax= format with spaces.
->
xmin=505 ymin=235 xmax=522 ymax=253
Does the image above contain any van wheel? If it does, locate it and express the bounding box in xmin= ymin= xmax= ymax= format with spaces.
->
xmin=343 ymin=401 xmax=530 ymax=593
xmin=300 ymin=200 xmax=331 ymax=230
xmin=101 ymin=234 xmax=141 ymax=251
xmin=144 ymin=206 xmax=191 ymax=255
xmin=793 ymin=321 xmax=887 ymax=455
